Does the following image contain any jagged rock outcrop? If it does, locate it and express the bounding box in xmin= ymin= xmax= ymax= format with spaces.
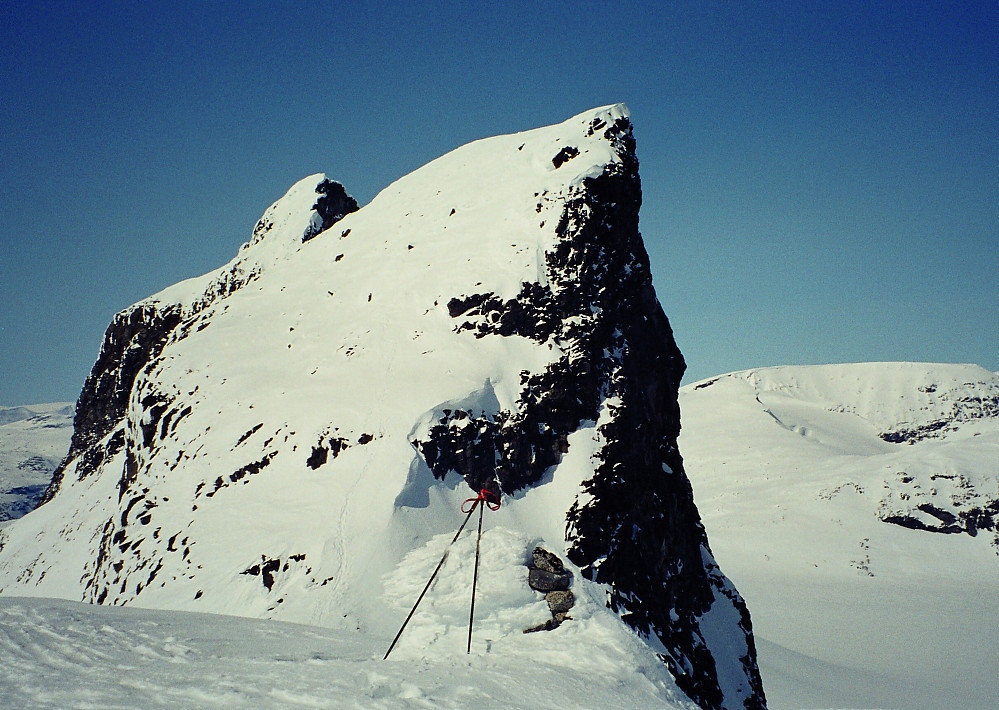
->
xmin=0 ymin=106 xmax=763 ymax=710
xmin=40 ymin=304 xmax=183 ymax=504
xmin=879 ymin=470 xmax=999 ymax=549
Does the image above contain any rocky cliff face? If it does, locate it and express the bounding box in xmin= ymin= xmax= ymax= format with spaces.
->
xmin=0 ymin=106 xmax=763 ymax=710
xmin=414 ymin=115 xmax=763 ymax=708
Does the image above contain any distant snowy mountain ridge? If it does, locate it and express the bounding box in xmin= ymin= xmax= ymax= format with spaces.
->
xmin=679 ymin=362 xmax=999 ymax=709
xmin=0 ymin=403 xmax=72 ymax=522
xmin=701 ymin=361 xmax=999 ymax=444
xmin=0 ymin=106 xmax=763 ymax=710
xmin=691 ymin=363 xmax=999 ymax=548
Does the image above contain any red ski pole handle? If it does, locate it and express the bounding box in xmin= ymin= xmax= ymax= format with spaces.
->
xmin=461 ymin=488 xmax=501 ymax=513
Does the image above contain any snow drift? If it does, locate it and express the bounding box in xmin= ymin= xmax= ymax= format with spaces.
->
xmin=0 ymin=106 xmax=763 ymax=709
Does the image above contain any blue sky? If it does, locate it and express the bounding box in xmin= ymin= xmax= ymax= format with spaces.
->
xmin=2 ymin=1 xmax=997 ymax=406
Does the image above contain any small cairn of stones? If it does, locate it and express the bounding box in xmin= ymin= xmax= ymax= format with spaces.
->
xmin=524 ymin=546 xmax=575 ymax=633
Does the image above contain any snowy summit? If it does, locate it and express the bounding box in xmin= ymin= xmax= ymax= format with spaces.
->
xmin=0 ymin=106 xmax=763 ymax=709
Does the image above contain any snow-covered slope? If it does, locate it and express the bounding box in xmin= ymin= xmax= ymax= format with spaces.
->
xmin=679 ymin=363 xmax=999 ymax=710
xmin=0 ymin=106 xmax=762 ymax=709
xmin=0 ymin=583 xmax=697 ymax=709
xmin=0 ymin=403 xmax=72 ymax=522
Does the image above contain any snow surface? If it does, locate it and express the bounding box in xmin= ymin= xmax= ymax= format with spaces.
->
xmin=7 ymin=360 xmax=997 ymax=707
xmin=0 ymin=593 xmax=695 ymax=709
xmin=679 ymin=362 xmax=999 ymax=710
xmin=0 ymin=403 xmax=72 ymax=522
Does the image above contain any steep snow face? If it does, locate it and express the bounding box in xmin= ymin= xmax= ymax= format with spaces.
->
xmin=0 ymin=106 xmax=762 ymax=710
xmin=0 ymin=404 xmax=72 ymax=522
xmin=679 ymin=363 xmax=999 ymax=709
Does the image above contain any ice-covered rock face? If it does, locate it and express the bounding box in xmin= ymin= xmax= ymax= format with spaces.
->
xmin=0 ymin=106 xmax=763 ymax=710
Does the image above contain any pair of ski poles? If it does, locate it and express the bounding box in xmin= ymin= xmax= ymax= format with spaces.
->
xmin=383 ymin=488 xmax=501 ymax=660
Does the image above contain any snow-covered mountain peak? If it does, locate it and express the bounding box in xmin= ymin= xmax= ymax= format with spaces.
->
xmin=150 ymin=173 xmax=358 ymax=310
xmin=0 ymin=107 xmax=763 ymax=710
xmin=370 ymin=103 xmax=634 ymax=229
xmin=242 ymin=172 xmax=356 ymax=251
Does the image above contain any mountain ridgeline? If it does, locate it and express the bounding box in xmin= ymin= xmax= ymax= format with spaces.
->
xmin=0 ymin=106 xmax=765 ymax=709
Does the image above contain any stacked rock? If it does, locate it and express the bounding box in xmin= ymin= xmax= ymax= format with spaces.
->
xmin=524 ymin=546 xmax=575 ymax=633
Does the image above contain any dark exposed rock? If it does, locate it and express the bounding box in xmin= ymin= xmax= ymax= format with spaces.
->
xmin=531 ymin=546 xmax=566 ymax=574
xmin=235 ymin=423 xmax=264 ymax=448
xmin=552 ymin=145 xmax=580 ymax=168
xmin=524 ymin=617 xmax=564 ymax=633
xmin=586 ymin=117 xmax=607 ymax=136
xmin=878 ymin=470 xmax=999 ymax=545
xmin=306 ymin=446 xmax=328 ymax=470
xmin=40 ymin=304 xmax=184 ymax=505
xmin=881 ymin=501 xmax=999 ymax=537
xmin=529 ymin=567 xmax=572 ymax=591
xmin=205 ymin=453 xmax=277 ymax=497
xmin=880 ymin=420 xmax=949 ymax=444
xmin=16 ymin=456 xmax=49 ymax=472
xmin=0 ymin=484 xmax=49 ymax=522
xmin=447 ymin=282 xmax=559 ymax=341
xmin=242 ymin=557 xmax=282 ymax=591
xmin=879 ymin=391 xmax=999 ymax=443
xmin=307 ymin=428 xmax=351 ymax=470
xmin=525 ymin=547 xmax=575 ymax=632
xmin=241 ymin=553 xmax=310 ymax=593
xmin=546 ymin=589 xmax=575 ymax=614
xmin=303 ymin=179 xmax=359 ymax=243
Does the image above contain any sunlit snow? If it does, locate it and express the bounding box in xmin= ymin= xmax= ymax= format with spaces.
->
xmin=680 ymin=363 xmax=999 ymax=710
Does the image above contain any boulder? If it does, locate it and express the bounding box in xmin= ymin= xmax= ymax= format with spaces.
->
xmin=528 ymin=567 xmax=572 ymax=592
xmin=546 ymin=590 xmax=575 ymax=614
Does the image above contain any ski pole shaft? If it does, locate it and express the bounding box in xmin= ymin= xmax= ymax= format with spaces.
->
xmin=467 ymin=499 xmax=484 ymax=654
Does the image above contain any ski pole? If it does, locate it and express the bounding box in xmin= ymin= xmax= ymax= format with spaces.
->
xmin=466 ymin=489 xmax=499 ymax=654
xmin=467 ymin=500 xmax=484 ymax=654
xmin=383 ymin=500 xmax=479 ymax=660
